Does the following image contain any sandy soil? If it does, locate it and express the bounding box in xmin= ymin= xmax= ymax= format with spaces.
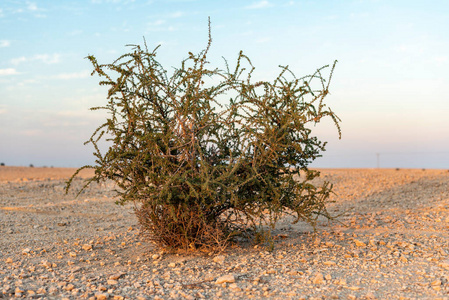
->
xmin=1 ymin=166 xmax=449 ymax=299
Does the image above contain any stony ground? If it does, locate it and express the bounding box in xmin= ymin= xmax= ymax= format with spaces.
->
xmin=1 ymin=166 xmax=449 ymax=299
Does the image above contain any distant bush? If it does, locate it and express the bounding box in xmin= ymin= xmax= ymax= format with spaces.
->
xmin=0 ymin=162 xmax=5 ymax=166
xmin=29 ymin=164 xmax=34 ymax=168
xmin=66 ymin=21 xmax=341 ymax=250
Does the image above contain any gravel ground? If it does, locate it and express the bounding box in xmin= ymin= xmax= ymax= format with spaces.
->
xmin=1 ymin=166 xmax=449 ymax=299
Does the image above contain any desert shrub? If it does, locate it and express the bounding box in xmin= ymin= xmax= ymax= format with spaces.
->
xmin=66 ymin=22 xmax=341 ymax=250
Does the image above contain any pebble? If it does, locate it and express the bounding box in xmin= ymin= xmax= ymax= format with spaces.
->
xmin=312 ymin=273 xmax=324 ymax=284
xmin=95 ymin=293 xmax=109 ymax=300
xmin=82 ymin=244 xmax=93 ymax=251
xmin=215 ymin=274 xmax=235 ymax=284
xmin=354 ymin=239 xmax=366 ymax=247
xmin=109 ymin=273 xmax=125 ymax=280
xmin=213 ymin=255 xmax=225 ymax=264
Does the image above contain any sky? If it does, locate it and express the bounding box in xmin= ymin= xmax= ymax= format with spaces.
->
xmin=1 ymin=0 xmax=448 ymax=169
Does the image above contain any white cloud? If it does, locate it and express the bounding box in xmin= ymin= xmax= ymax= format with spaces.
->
xmin=170 ymin=11 xmax=184 ymax=18
xmin=34 ymin=53 xmax=61 ymax=64
xmin=245 ymin=1 xmax=272 ymax=9
xmin=53 ymin=71 xmax=90 ymax=80
xmin=0 ymin=68 xmax=19 ymax=76
xmin=69 ymin=29 xmax=83 ymax=36
xmin=434 ymin=56 xmax=448 ymax=63
xmin=395 ymin=44 xmax=424 ymax=56
xmin=27 ymin=2 xmax=38 ymax=11
xmin=11 ymin=56 xmax=27 ymax=65
xmin=148 ymin=19 xmax=166 ymax=26
xmin=145 ymin=20 xmax=177 ymax=32
xmin=0 ymin=40 xmax=10 ymax=47
xmin=255 ymin=37 xmax=271 ymax=43
xmin=10 ymin=53 xmax=61 ymax=65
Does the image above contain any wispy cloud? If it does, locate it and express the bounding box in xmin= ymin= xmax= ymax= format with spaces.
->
xmin=395 ymin=44 xmax=424 ymax=55
xmin=148 ymin=19 xmax=166 ymax=26
xmin=170 ymin=11 xmax=184 ymax=18
xmin=10 ymin=53 xmax=61 ymax=65
xmin=245 ymin=1 xmax=273 ymax=9
xmin=35 ymin=54 xmax=61 ymax=64
xmin=145 ymin=19 xmax=177 ymax=32
xmin=0 ymin=68 xmax=19 ymax=76
xmin=434 ymin=56 xmax=448 ymax=63
xmin=11 ymin=56 xmax=27 ymax=65
xmin=0 ymin=40 xmax=10 ymax=47
xmin=255 ymin=37 xmax=271 ymax=43
xmin=68 ymin=29 xmax=83 ymax=36
xmin=53 ymin=71 xmax=90 ymax=80
xmin=27 ymin=2 xmax=38 ymax=11
xmin=10 ymin=2 xmax=47 ymax=17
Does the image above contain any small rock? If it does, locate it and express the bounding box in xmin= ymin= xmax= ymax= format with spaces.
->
xmin=98 ymin=285 xmax=107 ymax=292
xmin=323 ymin=261 xmax=336 ymax=266
xmin=82 ymin=244 xmax=93 ymax=251
xmin=438 ymin=260 xmax=449 ymax=270
xmin=109 ymin=273 xmax=124 ymax=280
xmin=113 ymin=296 xmax=125 ymax=300
xmin=229 ymin=283 xmax=241 ymax=292
xmin=36 ymin=287 xmax=46 ymax=294
xmin=312 ymin=273 xmax=324 ymax=284
xmin=42 ymin=260 xmax=52 ymax=268
xmin=22 ymin=248 xmax=31 ymax=255
xmin=107 ymin=280 xmax=118 ymax=285
xmin=431 ymin=280 xmax=442 ymax=286
xmin=48 ymin=287 xmax=58 ymax=295
xmin=205 ymin=274 xmax=215 ymax=281
xmin=64 ymin=284 xmax=75 ymax=291
xmin=69 ymin=252 xmax=77 ymax=257
xmin=354 ymin=239 xmax=366 ymax=247
xmin=6 ymin=257 xmax=13 ymax=263
xmin=213 ymin=255 xmax=225 ymax=264
xmin=95 ymin=293 xmax=109 ymax=300
xmin=215 ymin=274 xmax=235 ymax=284
xmin=152 ymin=254 xmax=160 ymax=260
xmin=168 ymin=262 xmax=176 ymax=268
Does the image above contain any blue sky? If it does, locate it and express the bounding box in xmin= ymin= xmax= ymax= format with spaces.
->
xmin=1 ymin=0 xmax=448 ymax=168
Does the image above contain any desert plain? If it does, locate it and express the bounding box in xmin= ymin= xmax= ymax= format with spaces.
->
xmin=1 ymin=166 xmax=449 ymax=299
